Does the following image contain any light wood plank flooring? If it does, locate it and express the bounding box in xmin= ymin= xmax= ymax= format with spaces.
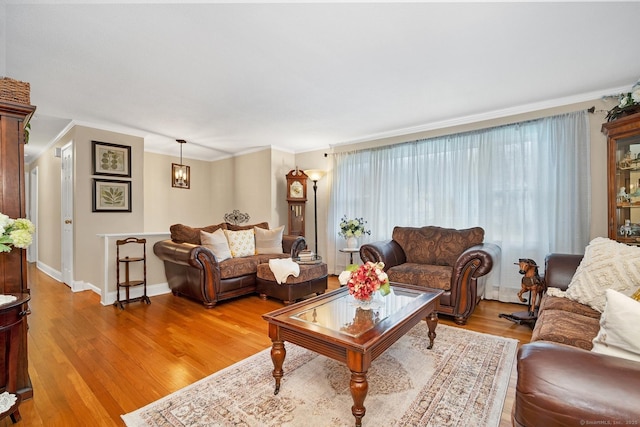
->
xmin=3 ymin=264 xmax=531 ymax=426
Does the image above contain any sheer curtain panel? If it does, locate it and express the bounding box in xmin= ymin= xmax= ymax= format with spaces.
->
xmin=328 ymin=111 xmax=591 ymax=302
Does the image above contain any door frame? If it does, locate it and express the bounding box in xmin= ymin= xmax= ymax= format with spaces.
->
xmin=61 ymin=142 xmax=74 ymax=289
xmin=27 ymin=167 xmax=38 ymax=263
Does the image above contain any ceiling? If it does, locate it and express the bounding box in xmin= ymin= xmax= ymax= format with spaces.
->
xmin=3 ymin=1 xmax=640 ymax=163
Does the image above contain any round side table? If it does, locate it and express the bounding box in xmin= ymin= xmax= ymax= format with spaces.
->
xmin=339 ymin=247 xmax=360 ymax=265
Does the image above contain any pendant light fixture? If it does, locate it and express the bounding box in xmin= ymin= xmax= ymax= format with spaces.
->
xmin=171 ymin=139 xmax=190 ymax=189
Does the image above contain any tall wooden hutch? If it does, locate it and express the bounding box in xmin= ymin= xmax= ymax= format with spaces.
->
xmin=602 ymin=111 xmax=640 ymax=244
xmin=0 ymin=81 xmax=36 ymax=399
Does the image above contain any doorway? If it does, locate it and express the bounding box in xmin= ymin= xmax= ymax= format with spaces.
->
xmin=27 ymin=167 xmax=38 ymax=263
xmin=61 ymin=143 xmax=74 ymax=288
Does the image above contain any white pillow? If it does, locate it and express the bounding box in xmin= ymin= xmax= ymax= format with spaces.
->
xmin=200 ymin=229 xmax=232 ymax=261
xmin=591 ymin=289 xmax=640 ymax=362
xmin=255 ymin=226 xmax=284 ymax=254
xmin=223 ymin=229 xmax=255 ymax=258
xmin=564 ymin=237 xmax=640 ymax=312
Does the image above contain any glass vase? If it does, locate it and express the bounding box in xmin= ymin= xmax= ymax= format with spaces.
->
xmin=355 ymin=294 xmax=373 ymax=310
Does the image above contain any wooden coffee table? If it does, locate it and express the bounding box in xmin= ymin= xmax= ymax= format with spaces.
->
xmin=262 ymin=283 xmax=442 ymax=427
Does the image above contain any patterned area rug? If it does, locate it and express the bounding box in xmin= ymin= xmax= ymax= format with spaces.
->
xmin=122 ymin=324 xmax=517 ymax=427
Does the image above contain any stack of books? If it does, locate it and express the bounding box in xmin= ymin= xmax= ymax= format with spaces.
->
xmin=298 ymin=250 xmax=314 ymax=262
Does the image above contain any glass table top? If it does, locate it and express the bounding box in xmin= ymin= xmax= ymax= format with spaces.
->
xmin=291 ymin=286 xmax=431 ymax=337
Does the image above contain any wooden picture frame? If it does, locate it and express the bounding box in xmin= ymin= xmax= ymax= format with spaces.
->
xmin=172 ymin=163 xmax=190 ymax=189
xmin=92 ymin=179 xmax=132 ymax=212
xmin=92 ymin=141 xmax=131 ymax=177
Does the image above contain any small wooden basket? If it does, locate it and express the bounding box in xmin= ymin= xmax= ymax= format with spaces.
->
xmin=0 ymin=77 xmax=30 ymax=104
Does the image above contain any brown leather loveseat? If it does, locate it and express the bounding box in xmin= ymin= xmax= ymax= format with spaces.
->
xmin=513 ymin=253 xmax=640 ymax=426
xmin=153 ymin=222 xmax=306 ymax=308
xmin=359 ymin=226 xmax=500 ymax=324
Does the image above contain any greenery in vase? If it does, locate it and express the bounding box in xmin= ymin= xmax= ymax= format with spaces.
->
xmin=338 ymin=215 xmax=371 ymax=239
xmin=606 ymin=79 xmax=640 ymax=122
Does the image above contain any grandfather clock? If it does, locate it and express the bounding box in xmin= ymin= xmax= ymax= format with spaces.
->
xmin=0 ymin=79 xmax=36 ymax=400
xmin=286 ymin=169 xmax=308 ymax=236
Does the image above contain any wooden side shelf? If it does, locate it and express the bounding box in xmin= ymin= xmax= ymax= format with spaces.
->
xmin=0 ymin=294 xmax=30 ymax=423
xmin=114 ymin=238 xmax=150 ymax=309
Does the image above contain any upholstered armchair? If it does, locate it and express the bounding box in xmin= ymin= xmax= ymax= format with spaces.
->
xmin=359 ymin=226 xmax=500 ymax=324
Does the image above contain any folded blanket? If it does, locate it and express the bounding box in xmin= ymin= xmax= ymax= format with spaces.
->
xmin=269 ymin=258 xmax=300 ymax=284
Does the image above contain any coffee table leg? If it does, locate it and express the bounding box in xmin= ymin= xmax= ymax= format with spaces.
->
xmin=270 ymin=340 xmax=286 ymax=395
xmin=426 ymin=311 xmax=438 ymax=349
xmin=349 ymin=370 xmax=368 ymax=427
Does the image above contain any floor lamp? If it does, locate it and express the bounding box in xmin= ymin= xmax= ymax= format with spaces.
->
xmin=305 ymin=169 xmax=325 ymax=256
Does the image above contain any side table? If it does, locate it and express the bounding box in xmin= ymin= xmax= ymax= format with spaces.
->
xmin=0 ymin=293 xmax=30 ymax=423
xmin=339 ymin=247 xmax=360 ymax=265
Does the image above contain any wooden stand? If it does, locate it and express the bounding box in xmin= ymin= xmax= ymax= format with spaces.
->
xmin=114 ymin=238 xmax=150 ymax=309
xmin=0 ymin=294 xmax=30 ymax=423
xmin=499 ymin=289 xmax=538 ymax=328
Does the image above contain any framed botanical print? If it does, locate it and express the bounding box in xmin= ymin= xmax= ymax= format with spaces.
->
xmin=92 ymin=141 xmax=131 ymax=177
xmin=172 ymin=163 xmax=190 ymax=189
xmin=92 ymin=179 xmax=132 ymax=212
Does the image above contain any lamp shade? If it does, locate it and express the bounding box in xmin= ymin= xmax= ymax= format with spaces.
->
xmin=305 ymin=169 xmax=325 ymax=182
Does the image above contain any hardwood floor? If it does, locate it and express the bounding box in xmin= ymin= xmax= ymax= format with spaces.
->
xmin=4 ymin=264 xmax=531 ymax=426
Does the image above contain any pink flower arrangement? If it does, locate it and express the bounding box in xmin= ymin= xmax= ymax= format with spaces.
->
xmin=346 ymin=261 xmax=390 ymax=301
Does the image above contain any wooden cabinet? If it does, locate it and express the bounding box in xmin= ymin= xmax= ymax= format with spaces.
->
xmin=0 ymin=293 xmax=30 ymax=422
xmin=0 ymin=99 xmax=35 ymax=399
xmin=602 ymin=112 xmax=640 ymax=244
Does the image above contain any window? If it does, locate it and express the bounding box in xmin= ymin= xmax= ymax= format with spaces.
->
xmin=329 ymin=111 xmax=590 ymax=302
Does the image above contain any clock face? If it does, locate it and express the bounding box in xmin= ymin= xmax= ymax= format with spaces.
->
xmin=290 ymin=181 xmax=304 ymax=198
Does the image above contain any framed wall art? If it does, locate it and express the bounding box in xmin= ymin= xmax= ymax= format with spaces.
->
xmin=92 ymin=141 xmax=131 ymax=177
xmin=92 ymin=179 xmax=132 ymax=212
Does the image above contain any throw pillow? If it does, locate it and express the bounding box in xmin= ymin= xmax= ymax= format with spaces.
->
xmin=200 ymin=229 xmax=232 ymax=261
xmin=591 ymin=289 xmax=640 ymax=362
xmin=562 ymin=237 xmax=640 ymax=312
xmin=255 ymin=226 xmax=284 ymax=255
xmin=224 ymin=229 xmax=256 ymax=258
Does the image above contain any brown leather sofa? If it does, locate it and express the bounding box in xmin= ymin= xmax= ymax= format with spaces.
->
xmin=359 ymin=226 xmax=500 ymax=324
xmin=513 ymin=253 xmax=640 ymax=427
xmin=153 ymin=222 xmax=306 ymax=308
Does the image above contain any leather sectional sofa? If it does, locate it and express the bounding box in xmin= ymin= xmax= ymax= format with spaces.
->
xmin=513 ymin=253 xmax=640 ymax=426
xmin=359 ymin=225 xmax=500 ymax=324
xmin=153 ymin=222 xmax=306 ymax=308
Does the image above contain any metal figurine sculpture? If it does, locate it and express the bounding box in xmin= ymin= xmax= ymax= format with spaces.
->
xmin=499 ymin=258 xmax=546 ymax=327
xmin=515 ymin=258 xmax=545 ymax=315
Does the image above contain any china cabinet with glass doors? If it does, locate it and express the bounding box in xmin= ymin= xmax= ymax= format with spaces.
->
xmin=602 ymin=112 xmax=640 ymax=244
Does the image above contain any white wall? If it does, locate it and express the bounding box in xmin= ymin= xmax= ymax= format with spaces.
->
xmin=144 ymin=151 xmax=214 ymax=231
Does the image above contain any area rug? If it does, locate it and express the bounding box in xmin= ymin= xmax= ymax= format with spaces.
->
xmin=122 ymin=324 xmax=517 ymax=427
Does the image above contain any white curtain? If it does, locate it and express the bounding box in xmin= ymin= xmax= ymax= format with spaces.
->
xmin=326 ymin=111 xmax=591 ymax=302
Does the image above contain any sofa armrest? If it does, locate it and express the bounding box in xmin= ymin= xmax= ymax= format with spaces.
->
xmin=514 ymin=341 xmax=640 ymax=427
xmin=359 ymin=240 xmax=406 ymax=270
xmin=153 ymin=239 xmax=221 ymax=306
xmin=283 ymin=234 xmax=306 ymax=257
xmin=448 ymin=242 xmax=500 ymax=324
xmin=544 ymin=253 xmax=583 ymax=291
xmin=153 ymin=239 xmax=219 ymax=269
xmin=454 ymin=242 xmax=501 ymax=279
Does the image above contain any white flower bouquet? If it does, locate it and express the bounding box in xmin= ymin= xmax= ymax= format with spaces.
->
xmin=0 ymin=213 xmax=35 ymax=253
xmin=338 ymin=215 xmax=371 ymax=239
